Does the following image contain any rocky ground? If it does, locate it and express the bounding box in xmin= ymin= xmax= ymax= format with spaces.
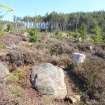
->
xmin=0 ymin=32 xmax=105 ymax=105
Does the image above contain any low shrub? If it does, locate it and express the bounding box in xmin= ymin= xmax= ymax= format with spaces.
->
xmin=49 ymin=41 xmax=72 ymax=55
xmin=0 ymin=43 xmax=6 ymax=49
xmin=0 ymin=22 xmax=4 ymax=37
xmin=91 ymin=34 xmax=103 ymax=43
xmin=6 ymin=68 xmax=26 ymax=82
xmin=8 ymin=84 xmax=24 ymax=97
xmin=53 ymin=31 xmax=65 ymax=40
xmin=0 ymin=32 xmax=4 ymax=37
xmin=6 ymin=23 xmax=13 ymax=32
xmin=67 ymin=32 xmax=80 ymax=39
xmin=74 ymin=57 xmax=105 ymax=104
xmin=27 ymin=29 xmax=40 ymax=42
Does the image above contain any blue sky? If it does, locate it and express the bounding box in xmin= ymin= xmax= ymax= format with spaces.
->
xmin=1 ymin=0 xmax=105 ymax=21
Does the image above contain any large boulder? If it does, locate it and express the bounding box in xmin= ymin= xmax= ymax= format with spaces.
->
xmin=73 ymin=52 xmax=86 ymax=64
xmin=0 ymin=62 xmax=9 ymax=79
xmin=31 ymin=63 xmax=67 ymax=99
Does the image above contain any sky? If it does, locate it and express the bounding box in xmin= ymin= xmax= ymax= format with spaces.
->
xmin=1 ymin=0 xmax=105 ymax=21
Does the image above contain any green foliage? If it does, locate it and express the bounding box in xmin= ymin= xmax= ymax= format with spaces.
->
xmin=0 ymin=3 xmax=13 ymax=21
xmin=0 ymin=22 xmax=3 ymax=32
xmin=91 ymin=22 xmax=103 ymax=43
xmin=0 ymin=1 xmax=14 ymax=34
xmin=0 ymin=43 xmax=6 ymax=49
xmin=22 ymin=11 xmax=105 ymax=43
xmin=27 ymin=29 xmax=40 ymax=42
xmin=79 ymin=23 xmax=87 ymax=41
xmin=102 ymin=32 xmax=105 ymax=42
xmin=54 ymin=31 xmax=66 ymax=40
xmin=0 ymin=3 xmax=14 ymax=12
xmin=22 ymin=11 xmax=105 ymax=41
xmin=6 ymin=68 xmax=26 ymax=82
xmin=67 ymin=32 xmax=80 ymax=39
xmin=6 ymin=23 xmax=13 ymax=32
xmin=0 ymin=21 xmax=4 ymax=36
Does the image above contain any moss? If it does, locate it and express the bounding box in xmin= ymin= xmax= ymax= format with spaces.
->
xmin=6 ymin=68 xmax=26 ymax=82
xmin=8 ymin=84 xmax=24 ymax=97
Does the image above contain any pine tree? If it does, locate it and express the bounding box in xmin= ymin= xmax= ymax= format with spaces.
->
xmin=92 ymin=22 xmax=103 ymax=43
xmin=79 ymin=23 xmax=87 ymax=41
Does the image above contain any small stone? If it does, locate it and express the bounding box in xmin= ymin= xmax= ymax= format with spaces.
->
xmin=69 ymin=95 xmax=81 ymax=104
xmin=0 ymin=62 xmax=9 ymax=79
xmin=73 ymin=52 xmax=86 ymax=64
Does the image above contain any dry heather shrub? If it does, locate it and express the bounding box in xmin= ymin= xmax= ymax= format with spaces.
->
xmin=0 ymin=34 xmax=24 ymax=47
xmin=95 ymin=43 xmax=105 ymax=50
xmin=6 ymin=47 xmax=50 ymax=68
xmin=77 ymin=43 xmax=93 ymax=52
xmin=49 ymin=54 xmax=72 ymax=68
xmin=74 ymin=56 xmax=105 ymax=104
xmin=94 ymin=49 xmax=105 ymax=60
xmin=47 ymin=39 xmax=73 ymax=55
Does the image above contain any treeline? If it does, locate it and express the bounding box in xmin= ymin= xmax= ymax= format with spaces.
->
xmin=1 ymin=11 xmax=105 ymax=43
xmin=21 ymin=11 xmax=105 ymax=33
